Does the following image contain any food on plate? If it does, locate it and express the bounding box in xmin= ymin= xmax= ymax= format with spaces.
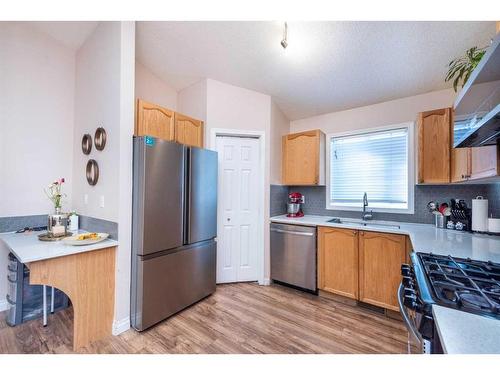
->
xmin=77 ymin=232 xmax=99 ymax=241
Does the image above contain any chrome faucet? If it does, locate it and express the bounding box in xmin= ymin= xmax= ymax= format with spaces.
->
xmin=362 ymin=192 xmax=373 ymax=221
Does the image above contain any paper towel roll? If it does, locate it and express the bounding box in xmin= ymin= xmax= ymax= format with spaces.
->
xmin=472 ymin=196 xmax=488 ymax=232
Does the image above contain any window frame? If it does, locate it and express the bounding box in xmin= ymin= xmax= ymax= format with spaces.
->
xmin=325 ymin=122 xmax=415 ymax=214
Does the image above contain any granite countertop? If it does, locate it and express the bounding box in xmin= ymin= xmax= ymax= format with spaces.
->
xmin=270 ymin=214 xmax=500 ymax=263
xmin=432 ymin=305 xmax=500 ymax=354
xmin=270 ymin=214 xmax=500 ymax=354
xmin=0 ymin=230 xmax=118 ymax=263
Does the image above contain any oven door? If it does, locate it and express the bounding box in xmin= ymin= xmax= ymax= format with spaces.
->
xmin=397 ymin=283 xmax=431 ymax=354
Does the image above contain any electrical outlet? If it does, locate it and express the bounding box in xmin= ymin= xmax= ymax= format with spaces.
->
xmin=84 ymin=194 xmax=88 ymax=205
xmin=100 ymin=195 xmax=105 ymax=208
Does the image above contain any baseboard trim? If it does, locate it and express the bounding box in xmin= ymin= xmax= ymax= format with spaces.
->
xmin=112 ymin=317 xmax=130 ymax=336
xmin=260 ymin=278 xmax=271 ymax=286
xmin=0 ymin=298 xmax=9 ymax=312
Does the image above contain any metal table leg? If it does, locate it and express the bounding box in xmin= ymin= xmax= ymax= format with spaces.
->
xmin=42 ymin=285 xmax=47 ymax=327
xmin=50 ymin=287 xmax=55 ymax=314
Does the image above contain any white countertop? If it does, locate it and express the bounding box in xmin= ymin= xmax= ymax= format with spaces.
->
xmin=433 ymin=305 xmax=500 ymax=354
xmin=270 ymin=214 xmax=500 ymax=354
xmin=0 ymin=230 xmax=118 ymax=263
xmin=270 ymin=215 xmax=500 ymax=263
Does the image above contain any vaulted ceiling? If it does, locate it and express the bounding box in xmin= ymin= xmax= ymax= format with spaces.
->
xmin=136 ymin=21 xmax=496 ymax=120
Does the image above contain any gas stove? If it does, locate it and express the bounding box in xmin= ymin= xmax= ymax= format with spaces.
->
xmin=399 ymin=252 xmax=500 ymax=354
xmin=418 ymin=253 xmax=500 ymax=317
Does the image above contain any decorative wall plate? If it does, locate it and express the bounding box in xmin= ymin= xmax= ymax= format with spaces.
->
xmin=82 ymin=134 xmax=92 ymax=155
xmin=86 ymin=159 xmax=99 ymax=186
xmin=94 ymin=127 xmax=107 ymax=151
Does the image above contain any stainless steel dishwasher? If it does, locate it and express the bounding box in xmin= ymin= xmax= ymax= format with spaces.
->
xmin=270 ymin=223 xmax=317 ymax=293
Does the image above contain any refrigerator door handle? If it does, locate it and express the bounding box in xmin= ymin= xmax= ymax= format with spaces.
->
xmin=183 ymin=146 xmax=190 ymax=245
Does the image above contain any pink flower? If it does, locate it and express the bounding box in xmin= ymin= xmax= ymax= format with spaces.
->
xmin=60 ymin=178 xmax=65 ymax=183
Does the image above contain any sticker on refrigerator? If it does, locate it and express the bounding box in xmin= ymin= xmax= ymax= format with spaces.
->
xmin=145 ymin=136 xmax=155 ymax=147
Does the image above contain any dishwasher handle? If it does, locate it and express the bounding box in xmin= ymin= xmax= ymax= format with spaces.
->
xmin=270 ymin=228 xmax=315 ymax=237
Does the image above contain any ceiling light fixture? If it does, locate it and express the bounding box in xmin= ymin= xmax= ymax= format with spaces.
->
xmin=281 ymin=22 xmax=288 ymax=49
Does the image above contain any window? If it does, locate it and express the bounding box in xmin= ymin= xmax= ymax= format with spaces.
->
xmin=326 ymin=123 xmax=414 ymax=213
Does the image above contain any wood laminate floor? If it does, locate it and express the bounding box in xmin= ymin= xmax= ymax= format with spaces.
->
xmin=0 ymin=283 xmax=412 ymax=354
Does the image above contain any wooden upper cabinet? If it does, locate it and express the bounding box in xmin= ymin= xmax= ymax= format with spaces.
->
xmin=174 ymin=113 xmax=204 ymax=148
xmin=318 ymin=227 xmax=359 ymax=299
xmin=282 ymin=130 xmax=325 ymax=185
xmin=135 ymin=99 xmax=175 ymax=141
xmin=417 ymin=108 xmax=452 ymax=184
xmin=358 ymin=231 xmax=406 ymax=311
xmin=470 ymin=145 xmax=499 ymax=180
xmin=451 ymin=147 xmax=471 ymax=182
xmin=451 ymin=145 xmax=499 ymax=182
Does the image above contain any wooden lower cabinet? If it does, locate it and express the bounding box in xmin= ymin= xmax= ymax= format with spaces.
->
xmin=318 ymin=227 xmax=407 ymax=312
xmin=318 ymin=227 xmax=358 ymax=299
xmin=358 ymin=231 xmax=407 ymax=311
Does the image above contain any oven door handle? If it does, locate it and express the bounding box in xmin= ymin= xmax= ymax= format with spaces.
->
xmin=397 ymin=283 xmax=422 ymax=344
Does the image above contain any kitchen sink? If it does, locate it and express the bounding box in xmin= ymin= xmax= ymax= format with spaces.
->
xmin=327 ymin=218 xmax=400 ymax=229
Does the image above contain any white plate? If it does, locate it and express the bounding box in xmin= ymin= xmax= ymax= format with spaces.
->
xmin=62 ymin=233 xmax=109 ymax=246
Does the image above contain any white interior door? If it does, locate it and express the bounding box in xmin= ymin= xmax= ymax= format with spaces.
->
xmin=215 ymin=136 xmax=260 ymax=283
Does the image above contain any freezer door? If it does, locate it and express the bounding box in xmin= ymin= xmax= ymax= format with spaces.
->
xmin=133 ymin=137 xmax=185 ymax=256
xmin=186 ymin=147 xmax=218 ymax=244
xmin=131 ymin=240 xmax=216 ymax=331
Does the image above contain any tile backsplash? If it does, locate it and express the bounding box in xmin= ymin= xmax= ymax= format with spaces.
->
xmin=0 ymin=214 xmax=118 ymax=239
xmin=270 ymin=185 xmax=289 ymax=216
xmin=271 ymin=183 xmax=500 ymax=224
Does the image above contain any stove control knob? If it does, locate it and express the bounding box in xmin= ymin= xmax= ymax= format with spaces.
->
xmin=401 ymin=265 xmax=412 ymax=277
xmin=404 ymin=287 xmax=415 ymax=296
xmin=403 ymin=294 xmax=418 ymax=309
xmin=402 ymin=276 xmax=414 ymax=288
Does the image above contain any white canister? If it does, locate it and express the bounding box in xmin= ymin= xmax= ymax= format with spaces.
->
xmin=488 ymin=218 xmax=500 ymax=234
xmin=472 ymin=196 xmax=488 ymax=232
xmin=69 ymin=212 xmax=79 ymax=231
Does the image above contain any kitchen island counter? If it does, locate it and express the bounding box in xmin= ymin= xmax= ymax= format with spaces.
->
xmin=0 ymin=230 xmax=118 ymax=263
xmin=0 ymin=230 xmax=117 ymax=350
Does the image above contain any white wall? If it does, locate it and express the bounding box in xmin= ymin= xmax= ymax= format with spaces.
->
xmin=72 ymin=22 xmax=135 ymax=333
xmin=0 ymin=23 xmax=75 ymax=217
xmin=270 ymin=101 xmax=289 ymax=185
xmin=205 ymin=79 xmax=273 ymax=283
xmin=116 ymin=22 xmax=136 ymax=335
xmin=290 ymin=88 xmax=457 ymax=134
xmin=72 ymin=22 xmax=123 ymax=222
xmin=135 ymin=61 xmax=177 ymax=110
xmin=0 ymin=23 xmax=75 ymax=310
xmin=178 ymin=79 xmax=207 ymax=122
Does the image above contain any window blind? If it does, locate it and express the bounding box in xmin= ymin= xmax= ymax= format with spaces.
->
xmin=330 ymin=127 xmax=409 ymax=209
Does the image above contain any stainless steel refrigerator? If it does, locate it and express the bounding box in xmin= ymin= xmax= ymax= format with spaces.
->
xmin=131 ymin=136 xmax=217 ymax=331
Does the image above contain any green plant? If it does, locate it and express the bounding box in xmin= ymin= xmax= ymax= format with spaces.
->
xmin=44 ymin=178 xmax=66 ymax=210
xmin=445 ymin=46 xmax=486 ymax=92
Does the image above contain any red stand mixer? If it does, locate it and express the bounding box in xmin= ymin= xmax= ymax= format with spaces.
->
xmin=286 ymin=192 xmax=304 ymax=217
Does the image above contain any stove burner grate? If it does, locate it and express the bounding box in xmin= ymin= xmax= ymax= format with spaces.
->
xmin=418 ymin=253 xmax=500 ymax=317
